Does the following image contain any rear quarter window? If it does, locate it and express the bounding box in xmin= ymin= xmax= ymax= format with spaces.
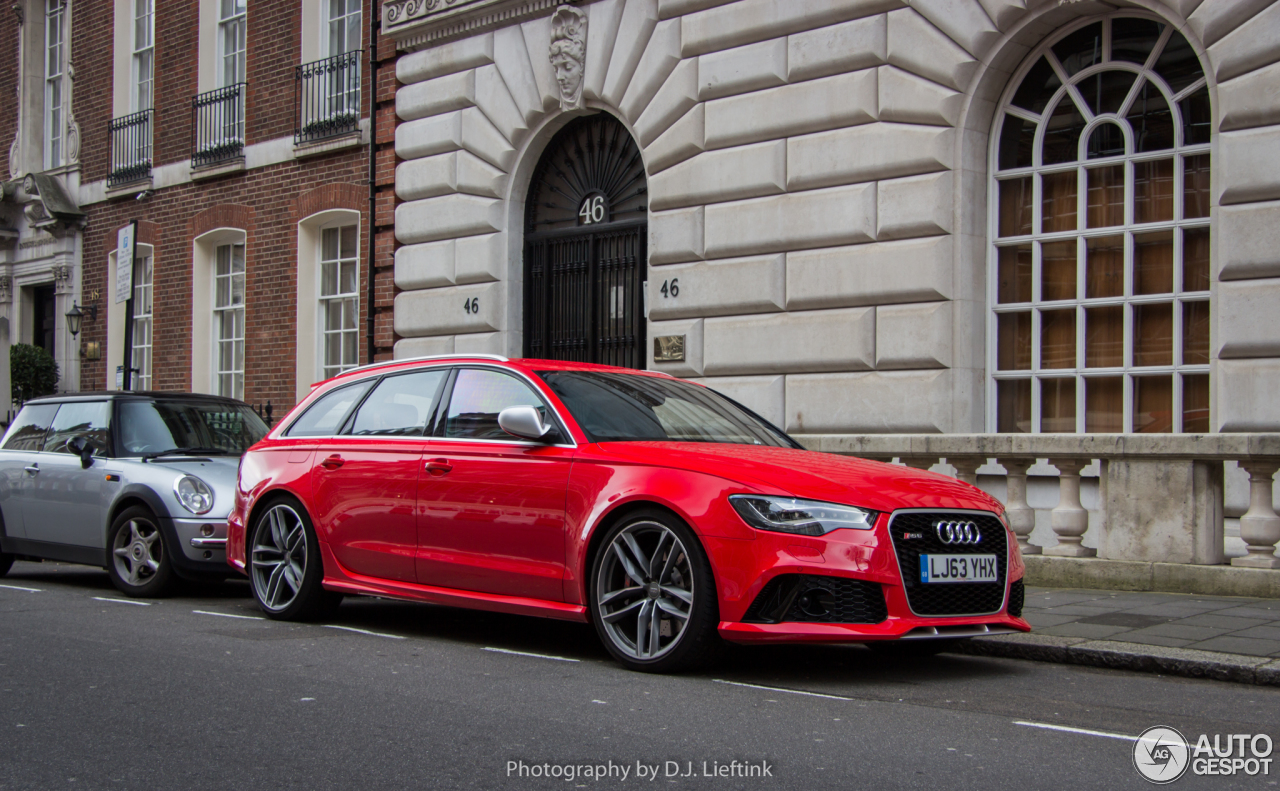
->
xmin=286 ymin=380 xmax=373 ymax=437
xmin=1 ymin=403 xmax=60 ymax=451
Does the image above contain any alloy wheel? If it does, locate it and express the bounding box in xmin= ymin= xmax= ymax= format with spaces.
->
xmin=112 ymin=519 xmax=163 ymax=587
xmin=251 ymin=504 xmax=308 ymax=612
xmin=595 ymin=521 xmax=695 ymax=661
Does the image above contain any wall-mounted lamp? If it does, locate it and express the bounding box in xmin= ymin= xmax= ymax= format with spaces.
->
xmin=66 ymin=300 xmax=98 ymax=337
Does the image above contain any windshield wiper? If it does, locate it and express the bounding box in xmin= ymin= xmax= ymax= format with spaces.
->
xmin=142 ymin=447 xmax=232 ymax=461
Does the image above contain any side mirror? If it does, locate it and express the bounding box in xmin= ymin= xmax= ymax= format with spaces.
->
xmin=68 ymin=436 xmax=94 ymax=469
xmin=497 ymin=406 xmax=554 ymax=442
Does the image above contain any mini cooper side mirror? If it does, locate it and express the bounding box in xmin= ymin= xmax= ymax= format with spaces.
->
xmin=497 ymin=406 xmax=554 ymax=442
xmin=68 ymin=436 xmax=94 ymax=469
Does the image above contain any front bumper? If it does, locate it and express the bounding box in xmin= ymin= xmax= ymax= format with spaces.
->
xmin=705 ymin=512 xmax=1031 ymax=644
xmin=170 ymin=517 xmax=228 ymax=562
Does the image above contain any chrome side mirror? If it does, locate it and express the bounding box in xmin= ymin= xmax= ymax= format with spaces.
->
xmin=498 ymin=406 xmax=553 ymax=442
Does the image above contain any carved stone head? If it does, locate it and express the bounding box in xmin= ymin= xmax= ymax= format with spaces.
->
xmin=549 ymin=6 xmax=587 ymax=112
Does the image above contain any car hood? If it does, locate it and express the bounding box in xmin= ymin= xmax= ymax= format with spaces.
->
xmin=589 ymin=442 xmax=1003 ymax=514
xmin=134 ymin=455 xmax=241 ymax=500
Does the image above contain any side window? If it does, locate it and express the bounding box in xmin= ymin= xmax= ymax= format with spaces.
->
xmin=1 ymin=404 xmax=60 ymax=451
xmin=44 ymin=402 xmax=113 ymax=456
xmin=349 ymin=370 xmax=447 ymax=436
xmin=444 ymin=369 xmax=552 ymax=440
xmin=285 ymin=381 xmax=372 ymax=437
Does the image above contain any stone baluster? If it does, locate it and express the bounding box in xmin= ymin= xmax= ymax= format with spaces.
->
xmin=1000 ymin=458 xmax=1038 ymax=555
xmin=1233 ymin=463 xmax=1280 ymax=569
xmin=949 ymin=457 xmax=982 ymax=487
xmin=901 ymin=457 xmax=936 ymax=471
xmin=1044 ymin=458 xmax=1095 ymax=557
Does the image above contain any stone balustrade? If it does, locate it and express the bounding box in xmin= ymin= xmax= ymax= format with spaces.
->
xmin=793 ymin=434 xmax=1280 ymax=570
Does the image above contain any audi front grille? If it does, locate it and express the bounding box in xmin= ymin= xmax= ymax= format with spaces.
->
xmin=888 ymin=511 xmax=1008 ymax=617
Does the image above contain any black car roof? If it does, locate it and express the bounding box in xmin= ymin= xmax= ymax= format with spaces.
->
xmin=22 ymin=391 xmax=250 ymax=406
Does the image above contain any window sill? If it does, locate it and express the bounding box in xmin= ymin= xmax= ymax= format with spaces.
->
xmin=191 ymin=157 xmax=246 ymax=181
xmin=105 ymin=177 xmax=153 ymax=200
xmin=293 ymin=130 xmax=365 ymax=160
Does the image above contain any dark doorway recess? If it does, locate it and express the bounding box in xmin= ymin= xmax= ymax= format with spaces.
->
xmin=32 ymin=284 xmax=56 ymax=357
xmin=523 ymin=113 xmax=647 ymax=369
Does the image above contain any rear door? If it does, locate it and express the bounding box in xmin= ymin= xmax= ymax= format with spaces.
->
xmin=416 ymin=367 xmax=575 ymax=601
xmin=309 ymin=369 xmax=448 ymax=583
xmin=26 ymin=401 xmax=114 ymax=548
xmin=0 ymin=403 xmax=60 ymax=541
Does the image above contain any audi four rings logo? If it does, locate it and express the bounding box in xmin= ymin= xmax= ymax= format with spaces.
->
xmin=934 ymin=520 xmax=982 ymax=545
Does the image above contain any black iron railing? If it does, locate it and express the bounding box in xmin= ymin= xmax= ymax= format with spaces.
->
xmin=295 ymin=50 xmax=362 ymax=145
xmin=191 ymin=83 xmax=246 ymax=168
xmin=108 ymin=109 xmax=152 ymax=188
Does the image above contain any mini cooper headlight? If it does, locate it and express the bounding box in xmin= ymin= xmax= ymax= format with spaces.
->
xmin=174 ymin=475 xmax=215 ymax=515
xmin=729 ymin=495 xmax=878 ymax=536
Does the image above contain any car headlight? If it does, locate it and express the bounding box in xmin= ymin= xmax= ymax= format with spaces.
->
xmin=729 ymin=495 xmax=878 ymax=536
xmin=174 ymin=475 xmax=215 ymax=515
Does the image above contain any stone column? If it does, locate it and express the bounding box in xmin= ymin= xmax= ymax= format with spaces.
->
xmin=1001 ymin=459 xmax=1038 ymax=555
xmin=901 ymin=457 xmax=936 ymax=471
xmin=949 ymin=457 xmax=981 ymax=487
xmin=1045 ymin=458 xmax=1095 ymax=557
xmin=1233 ymin=463 xmax=1280 ymax=569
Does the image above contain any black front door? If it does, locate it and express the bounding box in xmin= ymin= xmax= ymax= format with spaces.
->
xmin=32 ymin=285 xmax=56 ymax=356
xmin=523 ymin=113 xmax=647 ymax=369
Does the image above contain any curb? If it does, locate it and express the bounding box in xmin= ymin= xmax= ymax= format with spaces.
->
xmin=950 ymin=632 xmax=1280 ymax=686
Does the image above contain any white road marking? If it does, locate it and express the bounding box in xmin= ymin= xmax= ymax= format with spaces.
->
xmin=1014 ymin=720 xmax=1136 ymax=742
xmin=193 ymin=610 xmax=265 ymax=621
xmin=482 ymin=647 xmax=580 ymax=663
xmin=0 ymin=583 xmax=41 ymax=592
xmin=92 ymin=597 xmax=151 ymax=606
xmin=713 ymin=679 xmax=854 ymax=701
xmin=324 ymin=625 xmax=406 ymax=640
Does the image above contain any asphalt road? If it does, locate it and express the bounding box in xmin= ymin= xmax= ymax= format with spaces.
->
xmin=3 ymin=561 xmax=1279 ymax=791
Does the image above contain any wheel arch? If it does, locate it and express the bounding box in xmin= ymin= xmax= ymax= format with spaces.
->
xmin=581 ymin=499 xmax=714 ymax=603
xmin=241 ymin=486 xmax=311 ymax=559
xmin=106 ymin=486 xmax=171 ymax=545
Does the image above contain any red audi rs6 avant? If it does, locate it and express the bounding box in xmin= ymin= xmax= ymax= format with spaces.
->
xmin=227 ymin=354 xmax=1029 ymax=672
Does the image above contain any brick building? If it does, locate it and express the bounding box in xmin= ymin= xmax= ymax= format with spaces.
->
xmin=1 ymin=0 xmax=400 ymax=414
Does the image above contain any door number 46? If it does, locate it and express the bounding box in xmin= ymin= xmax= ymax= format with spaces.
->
xmin=659 ymin=279 xmax=679 ymax=298
xmin=463 ymin=297 xmax=479 ymax=314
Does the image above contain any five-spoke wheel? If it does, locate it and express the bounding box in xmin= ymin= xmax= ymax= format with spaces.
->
xmin=590 ymin=511 xmax=720 ymax=672
xmin=249 ymin=497 xmax=340 ymax=620
xmin=107 ymin=506 xmax=173 ymax=597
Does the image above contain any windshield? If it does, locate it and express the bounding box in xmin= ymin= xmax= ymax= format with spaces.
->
xmin=118 ymin=399 xmax=269 ymax=456
xmin=537 ymin=371 xmax=796 ymax=447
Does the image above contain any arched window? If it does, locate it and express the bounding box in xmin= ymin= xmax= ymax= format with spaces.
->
xmin=990 ymin=15 xmax=1211 ymax=434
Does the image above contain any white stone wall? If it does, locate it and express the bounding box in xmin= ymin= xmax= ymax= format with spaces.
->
xmin=389 ymin=0 xmax=1280 ymax=434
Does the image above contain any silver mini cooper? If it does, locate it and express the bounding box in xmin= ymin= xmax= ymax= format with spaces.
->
xmin=0 ymin=392 xmax=268 ymax=596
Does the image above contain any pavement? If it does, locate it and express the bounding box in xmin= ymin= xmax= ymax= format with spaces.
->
xmin=956 ymin=586 xmax=1280 ymax=686
xmin=4 ymin=561 xmax=1280 ymax=790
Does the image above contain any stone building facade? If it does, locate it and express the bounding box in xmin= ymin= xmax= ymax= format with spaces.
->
xmin=2 ymin=0 xmax=399 ymax=414
xmin=382 ymin=0 xmax=1280 ymax=437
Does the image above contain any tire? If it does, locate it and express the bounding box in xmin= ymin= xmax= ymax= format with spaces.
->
xmin=868 ymin=638 xmax=964 ymax=658
xmin=588 ymin=508 xmax=722 ymax=673
xmin=248 ymin=496 xmax=341 ymax=621
xmin=107 ymin=505 xmax=175 ymax=597
xmin=0 ymin=552 xmax=12 ymax=577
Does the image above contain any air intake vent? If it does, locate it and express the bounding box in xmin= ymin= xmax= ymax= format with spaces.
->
xmin=743 ymin=574 xmax=887 ymax=624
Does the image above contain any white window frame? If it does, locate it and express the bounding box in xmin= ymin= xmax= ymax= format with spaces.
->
xmin=44 ymin=0 xmax=65 ymax=170
xmin=987 ymin=13 xmax=1212 ymax=434
xmin=318 ymin=223 xmax=360 ymax=379
xmin=131 ymin=0 xmax=153 ymax=112
xmin=217 ymin=0 xmax=246 ymax=88
xmin=213 ymin=242 xmax=246 ymax=400
xmin=326 ymin=0 xmax=361 ymax=58
xmin=131 ymin=253 xmax=154 ymax=391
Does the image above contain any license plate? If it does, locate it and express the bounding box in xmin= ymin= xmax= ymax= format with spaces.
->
xmin=919 ymin=554 xmax=998 ymax=583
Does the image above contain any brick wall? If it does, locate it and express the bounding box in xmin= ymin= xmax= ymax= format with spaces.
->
xmin=0 ymin=13 xmax=16 ymax=168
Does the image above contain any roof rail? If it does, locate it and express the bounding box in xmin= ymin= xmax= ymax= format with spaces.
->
xmin=338 ymin=353 xmax=510 ymax=377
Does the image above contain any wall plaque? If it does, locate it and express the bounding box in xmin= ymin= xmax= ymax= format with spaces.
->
xmin=654 ymin=335 xmax=685 ymax=362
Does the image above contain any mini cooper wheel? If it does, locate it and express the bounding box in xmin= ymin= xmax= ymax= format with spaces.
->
xmin=107 ymin=506 xmax=174 ymax=597
xmin=589 ymin=510 xmax=721 ymax=673
xmin=0 ymin=551 xmax=13 ymax=577
xmin=249 ymin=497 xmax=340 ymax=621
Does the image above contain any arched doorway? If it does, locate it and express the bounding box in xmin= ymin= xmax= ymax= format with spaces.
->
xmin=523 ymin=113 xmax=647 ymax=368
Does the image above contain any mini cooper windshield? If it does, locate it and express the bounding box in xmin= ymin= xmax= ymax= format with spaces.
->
xmin=119 ymin=399 xmax=269 ymax=457
xmin=537 ymin=370 xmax=796 ymax=447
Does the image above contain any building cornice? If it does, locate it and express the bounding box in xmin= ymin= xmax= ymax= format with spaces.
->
xmin=382 ymin=0 xmax=585 ymax=51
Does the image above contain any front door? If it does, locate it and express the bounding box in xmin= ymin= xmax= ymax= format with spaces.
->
xmin=416 ymin=367 xmax=574 ymax=601
xmin=523 ymin=113 xmax=647 ymax=368
xmin=0 ymin=403 xmax=60 ymax=541
xmin=310 ymin=368 xmax=448 ymax=583
xmin=25 ymin=401 xmax=114 ymax=548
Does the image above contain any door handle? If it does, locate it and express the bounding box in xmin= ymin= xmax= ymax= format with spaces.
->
xmin=320 ymin=455 xmax=344 ymax=470
xmin=425 ymin=458 xmax=453 ymax=476
xmin=23 ymin=464 xmax=39 ymax=475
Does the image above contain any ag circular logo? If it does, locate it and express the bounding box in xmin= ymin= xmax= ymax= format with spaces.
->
xmin=1134 ymin=726 xmax=1190 ymax=784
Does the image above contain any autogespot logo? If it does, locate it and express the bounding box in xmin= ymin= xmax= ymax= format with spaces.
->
xmin=1133 ymin=726 xmax=1190 ymax=784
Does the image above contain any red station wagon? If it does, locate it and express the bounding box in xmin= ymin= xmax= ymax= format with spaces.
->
xmin=227 ymin=355 xmax=1029 ymax=672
